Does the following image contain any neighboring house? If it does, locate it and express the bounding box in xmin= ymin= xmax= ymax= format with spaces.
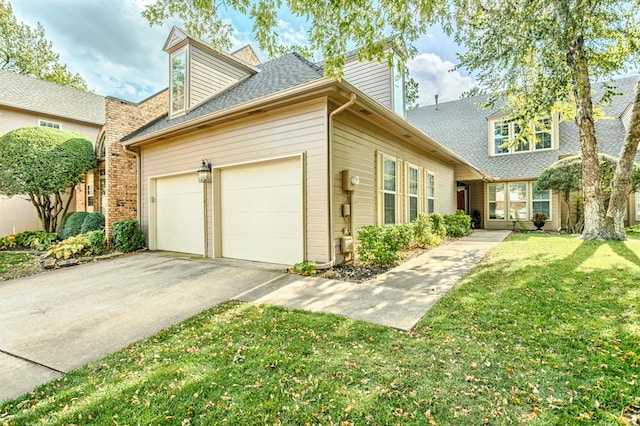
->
xmin=116 ymin=27 xmax=483 ymax=265
xmin=0 ymin=70 xmax=105 ymax=236
xmin=407 ymin=76 xmax=640 ymax=230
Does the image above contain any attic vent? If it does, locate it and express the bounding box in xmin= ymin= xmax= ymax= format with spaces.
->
xmin=359 ymin=109 xmax=372 ymax=115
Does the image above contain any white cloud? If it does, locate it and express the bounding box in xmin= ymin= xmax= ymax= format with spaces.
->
xmin=276 ymin=19 xmax=309 ymax=46
xmin=407 ymin=53 xmax=475 ymax=106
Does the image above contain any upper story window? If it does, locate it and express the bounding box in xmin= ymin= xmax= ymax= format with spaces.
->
xmin=170 ymin=49 xmax=187 ymax=116
xmin=489 ymin=115 xmax=556 ymax=156
xmin=39 ymin=120 xmax=60 ymax=129
xmin=392 ymin=55 xmax=405 ymax=117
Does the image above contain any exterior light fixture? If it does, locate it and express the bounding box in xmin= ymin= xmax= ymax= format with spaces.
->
xmin=197 ymin=159 xmax=212 ymax=183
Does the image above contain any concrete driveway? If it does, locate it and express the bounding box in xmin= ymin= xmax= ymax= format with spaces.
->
xmin=0 ymin=253 xmax=284 ymax=402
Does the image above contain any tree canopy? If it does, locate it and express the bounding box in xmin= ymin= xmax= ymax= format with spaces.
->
xmin=0 ymin=0 xmax=87 ymax=90
xmin=0 ymin=127 xmax=96 ymax=232
xmin=142 ymin=0 xmax=443 ymax=79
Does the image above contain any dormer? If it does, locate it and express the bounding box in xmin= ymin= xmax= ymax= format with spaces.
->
xmin=487 ymin=113 xmax=560 ymax=156
xmin=163 ymin=27 xmax=259 ymax=119
xmin=340 ymin=46 xmax=406 ymax=118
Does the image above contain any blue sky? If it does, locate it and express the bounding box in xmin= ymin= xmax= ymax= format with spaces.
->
xmin=11 ymin=0 xmax=475 ymax=106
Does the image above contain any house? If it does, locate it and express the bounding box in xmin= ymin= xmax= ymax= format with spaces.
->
xmin=407 ymin=76 xmax=640 ymax=230
xmin=114 ymin=27 xmax=484 ymax=265
xmin=0 ymin=70 xmax=105 ymax=236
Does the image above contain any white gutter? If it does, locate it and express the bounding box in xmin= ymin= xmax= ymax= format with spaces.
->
xmin=315 ymin=93 xmax=357 ymax=270
xmin=121 ymin=144 xmax=141 ymax=222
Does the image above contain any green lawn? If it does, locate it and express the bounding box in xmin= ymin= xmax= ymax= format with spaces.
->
xmin=0 ymin=252 xmax=40 ymax=281
xmin=1 ymin=234 xmax=639 ymax=425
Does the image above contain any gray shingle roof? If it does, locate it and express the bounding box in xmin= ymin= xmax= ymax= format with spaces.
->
xmin=0 ymin=70 xmax=105 ymax=125
xmin=125 ymin=52 xmax=325 ymax=140
xmin=407 ymin=76 xmax=640 ymax=180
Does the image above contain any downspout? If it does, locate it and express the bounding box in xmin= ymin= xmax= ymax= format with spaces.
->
xmin=122 ymin=144 xmax=141 ymax=223
xmin=316 ymin=93 xmax=356 ymax=269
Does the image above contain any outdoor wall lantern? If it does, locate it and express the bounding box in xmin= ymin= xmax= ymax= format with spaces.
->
xmin=197 ymin=159 xmax=212 ymax=184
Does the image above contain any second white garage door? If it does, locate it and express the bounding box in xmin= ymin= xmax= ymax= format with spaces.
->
xmin=221 ymin=157 xmax=303 ymax=265
xmin=156 ymin=173 xmax=204 ymax=255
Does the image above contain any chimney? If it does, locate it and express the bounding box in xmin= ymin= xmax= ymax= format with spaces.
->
xmin=435 ymin=94 xmax=439 ymax=111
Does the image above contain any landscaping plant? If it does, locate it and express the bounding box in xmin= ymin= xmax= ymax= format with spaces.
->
xmin=112 ymin=220 xmax=145 ymax=252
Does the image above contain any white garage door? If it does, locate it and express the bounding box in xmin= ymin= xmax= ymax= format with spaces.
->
xmin=155 ymin=173 xmax=204 ymax=255
xmin=221 ymin=157 xmax=303 ymax=265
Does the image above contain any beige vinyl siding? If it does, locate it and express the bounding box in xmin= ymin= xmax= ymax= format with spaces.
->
xmin=189 ymin=45 xmax=249 ymax=108
xmin=140 ymin=98 xmax=329 ymax=262
xmin=343 ymin=59 xmax=392 ymax=110
xmin=332 ymin=113 xmax=456 ymax=262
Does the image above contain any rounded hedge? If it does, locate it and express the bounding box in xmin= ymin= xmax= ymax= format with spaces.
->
xmin=80 ymin=212 xmax=105 ymax=234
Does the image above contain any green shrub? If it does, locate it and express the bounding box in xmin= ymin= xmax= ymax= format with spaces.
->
xmin=14 ymin=231 xmax=57 ymax=250
xmin=292 ymin=261 xmax=317 ymax=276
xmin=443 ymin=213 xmax=472 ymax=237
xmin=429 ymin=213 xmax=447 ymax=237
xmin=112 ymin=220 xmax=145 ymax=253
xmin=0 ymin=234 xmax=17 ymax=250
xmin=59 ymin=211 xmax=89 ymax=239
xmin=357 ymin=225 xmax=404 ymax=266
xmin=80 ymin=212 xmax=105 ymax=234
xmin=627 ymin=225 xmax=640 ymax=235
xmin=58 ymin=213 xmax=72 ymax=237
xmin=45 ymin=230 xmax=106 ymax=259
xmin=413 ymin=213 xmax=440 ymax=247
xmin=392 ymin=224 xmax=413 ymax=250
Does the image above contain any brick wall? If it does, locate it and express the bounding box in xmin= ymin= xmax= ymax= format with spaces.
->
xmin=104 ymin=90 xmax=168 ymax=242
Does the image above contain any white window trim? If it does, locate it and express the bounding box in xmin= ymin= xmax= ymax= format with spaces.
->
xmin=169 ymin=46 xmax=189 ymax=118
xmin=426 ymin=170 xmax=437 ymax=214
xmin=377 ymin=152 xmax=401 ymax=225
xmin=531 ymin=184 xmax=552 ymax=221
xmin=488 ymin=114 xmax=559 ymax=156
xmin=487 ymin=181 xmax=553 ymax=221
xmin=636 ymin=191 xmax=640 ymax=221
xmin=405 ymin=163 xmax=421 ymax=222
xmin=38 ymin=120 xmax=61 ymax=129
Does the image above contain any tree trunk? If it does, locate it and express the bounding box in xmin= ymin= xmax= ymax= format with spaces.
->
xmin=568 ymin=35 xmax=603 ymax=240
xmin=603 ymin=81 xmax=640 ymax=240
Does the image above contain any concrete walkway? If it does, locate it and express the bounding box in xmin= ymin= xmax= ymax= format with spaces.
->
xmin=237 ymin=230 xmax=511 ymax=331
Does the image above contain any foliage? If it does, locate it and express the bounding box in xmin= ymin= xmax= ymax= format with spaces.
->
xmin=412 ymin=212 xmax=440 ymax=247
xmin=0 ymin=234 xmax=16 ymax=250
xmin=533 ymin=212 xmax=547 ymax=222
xmin=451 ymin=0 xmax=640 ymax=239
xmin=142 ymin=0 xmax=445 ymax=80
xmin=14 ymin=230 xmax=57 ymax=250
xmin=626 ymin=225 xmax=640 ymax=235
xmin=0 ymin=231 xmax=57 ymax=251
xmin=0 ymin=0 xmax=87 ymax=89
xmin=292 ymin=261 xmax=317 ymax=277
xmin=0 ymin=251 xmax=39 ymax=280
xmin=392 ymin=224 xmax=414 ymax=250
xmin=3 ymin=235 xmax=639 ymax=424
xmin=442 ymin=212 xmax=472 ymax=237
xmin=80 ymin=212 xmax=105 ymax=234
xmin=357 ymin=225 xmax=401 ymax=266
xmin=112 ymin=220 xmax=145 ymax=253
xmin=514 ymin=219 xmax=527 ymax=233
xmin=460 ymin=86 xmax=486 ymax=98
xmin=44 ymin=230 xmax=105 ymax=260
xmin=405 ymin=75 xmax=420 ymax=109
xmin=59 ymin=212 xmax=89 ymax=240
xmin=535 ymin=154 xmax=640 ymax=230
xmin=428 ymin=212 xmax=447 ymax=238
xmin=0 ymin=127 xmax=96 ymax=233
